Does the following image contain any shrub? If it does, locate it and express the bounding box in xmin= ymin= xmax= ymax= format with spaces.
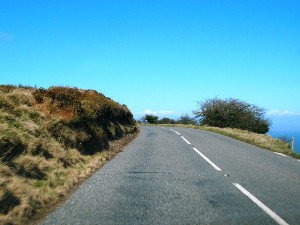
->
xmin=144 ymin=114 xmax=158 ymax=124
xmin=32 ymin=88 xmax=47 ymax=104
xmin=177 ymin=114 xmax=197 ymax=125
xmin=158 ymin=117 xmax=176 ymax=124
xmin=194 ymin=98 xmax=271 ymax=134
xmin=0 ymin=85 xmax=16 ymax=93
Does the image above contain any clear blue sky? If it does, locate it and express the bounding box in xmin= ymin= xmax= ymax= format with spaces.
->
xmin=1 ymin=1 xmax=300 ymax=131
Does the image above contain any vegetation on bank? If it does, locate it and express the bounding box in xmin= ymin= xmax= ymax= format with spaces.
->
xmin=194 ymin=98 xmax=271 ymax=134
xmin=140 ymin=98 xmax=271 ymax=135
xmin=0 ymin=85 xmax=137 ymax=225
xmin=141 ymin=124 xmax=299 ymax=159
xmin=138 ymin=98 xmax=298 ymax=157
xmin=138 ymin=114 xmax=197 ymax=125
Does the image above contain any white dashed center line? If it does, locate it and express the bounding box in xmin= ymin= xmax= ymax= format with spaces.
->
xmin=170 ymin=129 xmax=221 ymax=170
xmin=181 ymin=136 xmax=191 ymax=145
xmin=170 ymin=128 xmax=290 ymax=225
xmin=233 ymin=183 xmax=289 ymax=225
xmin=170 ymin=129 xmax=181 ymax=135
xmin=193 ymin=147 xmax=222 ymax=171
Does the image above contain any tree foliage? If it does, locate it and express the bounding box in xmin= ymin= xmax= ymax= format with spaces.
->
xmin=158 ymin=117 xmax=176 ymax=124
xmin=143 ymin=114 xmax=196 ymax=125
xmin=177 ymin=114 xmax=197 ymax=125
xmin=194 ymin=98 xmax=271 ymax=134
xmin=144 ymin=114 xmax=159 ymax=124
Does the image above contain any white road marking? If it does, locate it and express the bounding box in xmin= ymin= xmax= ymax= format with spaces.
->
xmin=274 ymin=152 xmax=288 ymax=157
xmin=175 ymin=131 xmax=181 ymax=136
xmin=170 ymin=129 xmax=181 ymax=136
xmin=170 ymin=129 xmax=181 ymax=135
xmin=193 ymin=148 xmax=222 ymax=171
xmin=181 ymin=136 xmax=191 ymax=145
xmin=233 ymin=183 xmax=289 ymax=225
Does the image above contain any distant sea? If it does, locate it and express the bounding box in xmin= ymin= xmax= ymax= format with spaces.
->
xmin=268 ymin=130 xmax=300 ymax=154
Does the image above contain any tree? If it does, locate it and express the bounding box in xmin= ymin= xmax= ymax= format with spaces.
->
xmin=145 ymin=114 xmax=159 ymax=124
xmin=194 ymin=98 xmax=271 ymax=134
xmin=158 ymin=117 xmax=176 ymax=124
xmin=177 ymin=114 xmax=197 ymax=125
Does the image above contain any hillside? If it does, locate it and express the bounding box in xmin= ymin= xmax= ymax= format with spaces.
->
xmin=0 ymin=85 xmax=137 ymax=225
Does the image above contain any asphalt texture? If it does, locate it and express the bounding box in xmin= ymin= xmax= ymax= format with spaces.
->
xmin=41 ymin=126 xmax=300 ymax=225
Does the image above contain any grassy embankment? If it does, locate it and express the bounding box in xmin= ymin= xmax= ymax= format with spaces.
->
xmin=0 ymin=85 xmax=138 ymax=225
xmin=143 ymin=124 xmax=299 ymax=159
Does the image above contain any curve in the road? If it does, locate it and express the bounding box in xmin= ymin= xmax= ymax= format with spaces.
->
xmin=41 ymin=126 xmax=300 ymax=225
xmin=170 ymin=128 xmax=290 ymax=225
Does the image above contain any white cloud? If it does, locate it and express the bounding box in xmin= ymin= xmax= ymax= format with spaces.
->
xmin=143 ymin=109 xmax=175 ymax=116
xmin=267 ymin=109 xmax=300 ymax=117
xmin=144 ymin=109 xmax=153 ymax=115
xmin=135 ymin=109 xmax=178 ymax=117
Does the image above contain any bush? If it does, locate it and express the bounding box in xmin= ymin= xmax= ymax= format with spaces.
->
xmin=0 ymin=85 xmax=16 ymax=93
xmin=194 ymin=98 xmax=271 ymax=134
xmin=158 ymin=117 xmax=176 ymax=124
xmin=144 ymin=114 xmax=158 ymax=124
xmin=177 ymin=114 xmax=197 ymax=125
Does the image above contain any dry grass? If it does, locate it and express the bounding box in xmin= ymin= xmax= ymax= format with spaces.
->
xmin=200 ymin=126 xmax=298 ymax=157
xmin=0 ymin=85 xmax=138 ymax=225
xmin=142 ymin=124 xmax=299 ymax=159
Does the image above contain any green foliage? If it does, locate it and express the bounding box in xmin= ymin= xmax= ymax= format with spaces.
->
xmin=35 ymin=180 xmax=47 ymax=189
xmin=144 ymin=114 xmax=159 ymax=124
xmin=177 ymin=114 xmax=197 ymax=125
xmin=148 ymin=115 xmax=196 ymax=125
xmin=158 ymin=117 xmax=176 ymax=124
xmin=194 ymin=98 xmax=271 ymax=134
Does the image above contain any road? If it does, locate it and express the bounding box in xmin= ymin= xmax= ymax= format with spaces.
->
xmin=41 ymin=126 xmax=300 ymax=225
